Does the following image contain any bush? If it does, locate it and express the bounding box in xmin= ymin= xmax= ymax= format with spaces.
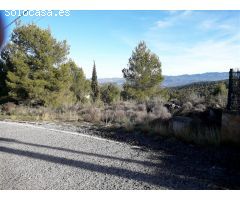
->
xmin=145 ymin=96 xmax=166 ymax=112
xmin=194 ymin=104 xmax=206 ymax=112
xmin=182 ymin=102 xmax=193 ymax=112
xmin=114 ymin=110 xmax=127 ymax=123
xmin=119 ymin=101 xmax=136 ymax=111
xmin=189 ymin=93 xmax=205 ymax=105
xmin=100 ymin=83 xmax=120 ymax=104
xmin=213 ymin=83 xmax=227 ymax=96
xmin=152 ymin=104 xmax=171 ymax=120
xmin=101 ymin=109 xmax=115 ymax=124
xmin=108 ymin=100 xmax=171 ymax=126
xmin=136 ymin=103 xmax=146 ymax=112
xmin=209 ymin=94 xmax=227 ymax=108
xmin=81 ymin=106 xmax=102 ymax=123
xmin=134 ymin=111 xmax=148 ymax=123
xmin=1 ymin=102 xmax=16 ymax=114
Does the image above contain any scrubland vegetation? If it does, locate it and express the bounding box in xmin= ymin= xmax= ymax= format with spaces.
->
xmin=0 ymin=22 xmax=231 ymax=146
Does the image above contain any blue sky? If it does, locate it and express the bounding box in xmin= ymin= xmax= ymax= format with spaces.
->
xmin=2 ymin=10 xmax=240 ymax=78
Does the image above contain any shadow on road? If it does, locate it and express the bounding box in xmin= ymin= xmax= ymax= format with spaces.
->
xmin=0 ymin=137 xmax=160 ymax=168
xmin=147 ymin=139 xmax=240 ymax=190
xmin=0 ymin=136 xmax=240 ymax=189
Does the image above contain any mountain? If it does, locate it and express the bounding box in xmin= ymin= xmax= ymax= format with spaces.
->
xmin=98 ymin=72 xmax=229 ymax=87
xmin=98 ymin=78 xmax=125 ymax=86
xmin=162 ymin=72 xmax=228 ymax=87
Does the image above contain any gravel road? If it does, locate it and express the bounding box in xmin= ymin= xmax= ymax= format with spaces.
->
xmin=0 ymin=121 xmax=239 ymax=190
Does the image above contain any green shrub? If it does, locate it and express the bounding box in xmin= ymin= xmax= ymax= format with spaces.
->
xmin=100 ymin=83 xmax=121 ymax=104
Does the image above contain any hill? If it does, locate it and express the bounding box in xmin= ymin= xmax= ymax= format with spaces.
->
xmin=98 ymin=72 xmax=228 ymax=87
xmin=169 ymin=79 xmax=228 ymax=97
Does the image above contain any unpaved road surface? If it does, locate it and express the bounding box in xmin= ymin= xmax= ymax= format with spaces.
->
xmin=0 ymin=121 xmax=239 ymax=189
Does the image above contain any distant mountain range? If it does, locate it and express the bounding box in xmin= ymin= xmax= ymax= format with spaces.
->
xmin=98 ymin=72 xmax=229 ymax=87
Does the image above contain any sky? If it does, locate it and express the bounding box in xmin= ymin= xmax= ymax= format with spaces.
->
xmin=2 ymin=10 xmax=240 ymax=78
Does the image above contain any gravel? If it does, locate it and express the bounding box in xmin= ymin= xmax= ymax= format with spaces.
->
xmin=0 ymin=121 xmax=240 ymax=189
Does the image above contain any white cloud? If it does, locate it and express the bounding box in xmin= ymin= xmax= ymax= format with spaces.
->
xmin=199 ymin=19 xmax=216 ymax=30
xmin=198 ymin=16 xmax=238 ymax=35
xmin=161 ymin=35 xmax=240 ymax=75
xmin=147 ymin=11 xmax=240 ymax=75
xmin=154 ymin=10 xmax=193 ymax=29
xmin=180 ymin=10 xmax=193 ymax=17
xmin=156 ymin=20 xmax=172 ymax=28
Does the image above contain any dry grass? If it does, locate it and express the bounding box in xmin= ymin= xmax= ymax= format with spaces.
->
xmin=0 ymin=100 xmax=224 ymax=146
xmin=80 ymin=105 xmax=102 ymax=123
xmin=173 ymin=126 xmax=221 ymax=146
xmin=0 ymin=104 xmax=80 ymax=122
xmin=0 ymin=100 xmax=172 ymax=127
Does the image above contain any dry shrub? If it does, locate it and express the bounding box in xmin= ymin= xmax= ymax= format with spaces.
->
xmin=122 ymin=118 xmax=134 ymax=132
xmin=12 ymin=105 xmax=29 ymax=115
xmin=110 ymin=100 xmax=171 ymax=127
xmin=57 ymin=111 xmax=79 ymax=121
xmin=101 ymin=109 xmax=115 ymax=124
xmin=41 ymin=112 xmax=55 ymax=121
xmin=133 ymin=111 xmax=147 ymax=123
xmin=81 ymin=106 xmax=102 ymax=123
xmin=194 ymin=104 xmax=206 ymax=112
xmin=2 ymin=102 xmax=16 ymax=114
xmin=146 ymin=97 xmax=166 ymax=112
xmin=182 ymin=102 xmax=193 ymax=112
xmin=189 ymin=93 xmax=205 ymax=105
xmin=146 ymin=112 xmax=157 ymax=121
xmin=31 ymin=107 xmax=56 ymax=121
xmin=174 ymin=126 xmax=221 ymax=146
xmin=209 ymin=94 xmax=227 ymax=109
xmin=4 ymin=105 xmax=80 ymax=122
xmin=112 ymin=101 xmax=125 ymax=111
xmin=113 ymin=101 xmax=138 ymax=110
xmin=114 ymin=109 xmax=127 ymax=123
xmin=136 ymin=103 xmax=146 ymax=112
xmin=137 ymin=118 xmax=171 ymax=137
xmin=152 ymin=104 xmax=171 ymax=120
xmin=126 ymin=109 xmax=136 ymax=121
xmin=152 ymin=96 xmax=166 ymax=104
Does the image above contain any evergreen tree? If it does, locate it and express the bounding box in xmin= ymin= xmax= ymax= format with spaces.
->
xmin=69 ymin=60 xmax=90 ymax=103
xmin=122 ymin=41 xmax=163 ymax=101
xmin=0 ymin=23 xmax=74 ymax=107
xmin=91 ymin=61 xmax=100 ymax=102
xmin=213 ymin=83 xmax=228 ymax=96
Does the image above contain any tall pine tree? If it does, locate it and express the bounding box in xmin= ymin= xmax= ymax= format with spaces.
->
xmin=122 ymin=41 xmax=163 ymax=101
xmin=91 ymin=61 xmax=100 ymax=102
xmin=69 ymin=60 xmax=90 ymax=103
xmin=0 ymin=23 xmax=75 ymax=107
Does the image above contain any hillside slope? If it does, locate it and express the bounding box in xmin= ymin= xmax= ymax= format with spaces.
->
xmin=98 ymin=72 xmax=228 ymax=87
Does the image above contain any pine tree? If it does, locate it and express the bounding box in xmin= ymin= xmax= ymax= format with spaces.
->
xmin=69 ymin=60 xmax=90 ymax=103
xmin=122 ymin=41 xmax=163 ymax=101
xmin=0 ymin=23 xmax=74 ymax=107
xmin=91 ymin=61 xmax=100 ymax=102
